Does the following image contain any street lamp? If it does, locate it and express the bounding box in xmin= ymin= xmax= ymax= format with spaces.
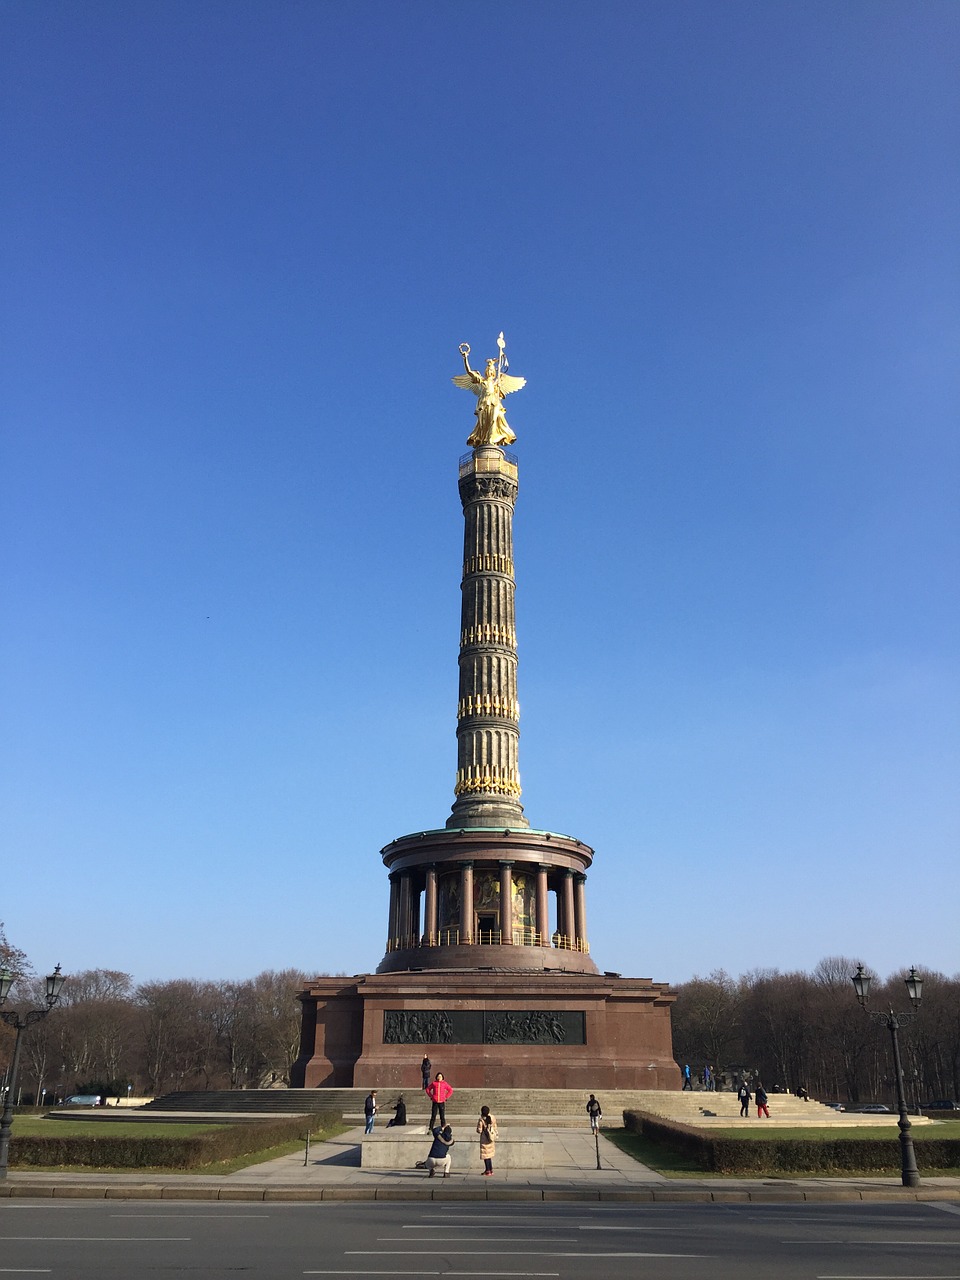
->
xmin=851 ymin=962 xmax=923 ymax=1188
xmin=0 ymin=963 xmax=66 ymax=1180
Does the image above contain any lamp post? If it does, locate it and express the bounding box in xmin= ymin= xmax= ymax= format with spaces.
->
xmin=0 ymin=963 xmax=66 ymax=1180
xmin=851 ymin=963 xmax=923 ymax=1189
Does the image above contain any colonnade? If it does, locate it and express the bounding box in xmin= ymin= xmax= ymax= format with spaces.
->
xmin=385 ymin=861 xmax=590 ymax=954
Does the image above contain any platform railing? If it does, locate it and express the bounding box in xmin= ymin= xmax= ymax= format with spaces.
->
xmin=385 ymin=928 xmax=588 ymax=954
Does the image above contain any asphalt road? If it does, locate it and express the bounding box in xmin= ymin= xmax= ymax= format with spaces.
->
xmin=1 ymin=1199 xmax=958 ymax=1279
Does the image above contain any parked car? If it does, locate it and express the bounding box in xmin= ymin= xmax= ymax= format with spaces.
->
xmin=61 ymin=1094 xmax=101 ymax=1107
xmin=854 ymin=1104 xmax=891 ymax=1114
xmin=927 ymin=1099 xmax=959 ymax=1110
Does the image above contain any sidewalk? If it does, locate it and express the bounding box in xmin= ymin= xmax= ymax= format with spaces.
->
xmin=2 ymin=1125 xmax=959 ymax=1203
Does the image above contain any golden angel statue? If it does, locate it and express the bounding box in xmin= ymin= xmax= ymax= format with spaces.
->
xmin=452 ymin=333 xmax=526 ymax=447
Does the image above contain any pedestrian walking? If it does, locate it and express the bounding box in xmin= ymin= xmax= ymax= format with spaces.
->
xmin=425 ymin=1124 xmax=455 ymax=1177
xmin=426 ymin=1072 xmax=453 ymax=1128
xmin=703 ymin=1064 xmax=713 ymax=1091
xmin=586 ymin=1093 xmax=602 ymax=1134
xmin=755 ymin=1083 xmax=770 ymax=1119
xmin=682 ymin=1063 xmax=692 ymax=1090
xmin=476 ymin=1104 xmax=498 ymax=1176
xmin=738 ymin=1081 xmax=751 ymax=1117
xmin=363 ymin=1090 xmax=378 ymax=1134
xmin=420 ymin=1055 xmax=432 ymax=1091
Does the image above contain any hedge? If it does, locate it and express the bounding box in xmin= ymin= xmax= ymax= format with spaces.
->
xmin=623 ymin=1110 xmax=960 ymax=1175
xmin=9 ymin=1112 xmax=340 ymax=1170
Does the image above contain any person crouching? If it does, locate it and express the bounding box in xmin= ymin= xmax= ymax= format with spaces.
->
xmin=426 ymin=1124 xmax=455 ymax=1177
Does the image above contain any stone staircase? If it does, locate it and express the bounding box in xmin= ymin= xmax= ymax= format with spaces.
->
xmin=142 ymin=1087 xmax=917 ymax=1127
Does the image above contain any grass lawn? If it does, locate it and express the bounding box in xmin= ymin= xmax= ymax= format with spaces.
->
xmin=602 ymin=1128 xmax=707 ymax=1177
xmin=602 ymin=1124 xmax=960 ymax=1179
xmin=13 ymin=1118 xmax=228 ymax=1138
xmin=706 ymin=1121 xmax=960 ymax=1142
xmin=9 ymin=1117 xmax=350 ymax=1175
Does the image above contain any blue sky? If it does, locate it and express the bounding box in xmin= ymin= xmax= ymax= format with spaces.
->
xmin=2 ymin=1 xmax=957 ymax=988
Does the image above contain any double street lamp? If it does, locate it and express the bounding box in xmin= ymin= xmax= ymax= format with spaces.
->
xmin=0 ymin=963 xmax=66 ymax=1180
xmin=851 ymin=962 xmax=923 ymax=1189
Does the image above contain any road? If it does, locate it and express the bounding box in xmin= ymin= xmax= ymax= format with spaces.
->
xmin=1 ymin=1198 xmax=958 ymax=1279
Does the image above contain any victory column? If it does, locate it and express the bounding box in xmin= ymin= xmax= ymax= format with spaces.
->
xmin=292 ymin=338 xmax=679 ymax=1090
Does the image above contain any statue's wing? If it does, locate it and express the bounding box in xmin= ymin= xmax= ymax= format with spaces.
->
xmin=498 ymin=374 xmax=526 ymax=396
xmin=451 ymin=374 xmax=481 ymax=395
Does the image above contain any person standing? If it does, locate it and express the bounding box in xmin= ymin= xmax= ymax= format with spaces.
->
xmin=426 ymin=1072 xmax=453 ymax=1129
xmin=420 ymin=1055 xmax=432 ymax=1091
xmin=738 ymin=1081 xmax=751 ymax=1117
xmin=363 ymin=1090 xmax=378 ymax=1134
xmin=755 ymin=1082 xmax=770 ymax=1119
xmin=477 ymin=1104 xmax=498 ymax=1176
xmin=425 ymin=1124 xmax=455 ymax=1177
xmin=586 ymin=1094 xmax=602 ymax=1134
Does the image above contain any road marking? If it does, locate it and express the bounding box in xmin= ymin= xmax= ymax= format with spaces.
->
xmin=578 ymin=1226 xmax=669 ymax=1232
xmin=377 ymin=1238 xmax=576 ymax=1243
xmin=2 ymin=1236 xmax=191 ymax=1242
xmin=932 ymin=1205 xmax=960 ymax=1216
xmin=816 ymin=1275 xmax=960 ymax=1278
xmin=347 ymin=1251 xmax=707 ymax=1259
xmin=111 ymin=1213 xmax=268 ymax=1218
xmin=0 ymin=1271 xmax=53 ymax=1274
xmin=785 ymin=1241 xmax=948 ymax=1246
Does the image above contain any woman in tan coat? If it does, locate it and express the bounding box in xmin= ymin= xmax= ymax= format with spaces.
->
xmin=476 ymin=1104 xmax=498 ymax=1176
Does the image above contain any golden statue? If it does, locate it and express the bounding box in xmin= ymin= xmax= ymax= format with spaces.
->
xmin=452 ymin=333 xmax=526 ymax=447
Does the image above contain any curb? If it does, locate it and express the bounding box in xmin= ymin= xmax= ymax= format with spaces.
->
xmin=2 ymin=1183 xmax=959 ymax=1204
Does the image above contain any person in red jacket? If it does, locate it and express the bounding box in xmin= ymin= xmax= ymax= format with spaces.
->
xmin=426 ymin=1072 xmax=453 ymax=1129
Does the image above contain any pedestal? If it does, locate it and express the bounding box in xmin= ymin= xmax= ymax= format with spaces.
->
xmin=292 ymin=969 xmax=680 ymax=1090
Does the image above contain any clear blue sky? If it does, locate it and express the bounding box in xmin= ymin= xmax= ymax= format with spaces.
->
xmin=2 ymin=1 xmax=957 ymax=988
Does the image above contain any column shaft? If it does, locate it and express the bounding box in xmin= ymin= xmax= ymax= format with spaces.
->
xmin=448 ymin=447 xmax=527 ymax=829
xmin=398 ymin=874 xmax=413 ymax=943
xmin=459 ymin=861 xmax=474 ymax=944
xmin=388 ymin=875 xmax=399 ymax=945
xmin=574 ymin=873 xmax=588 ymax=951
xmin=536 ymin=865 xmax=549 ymax=947
xmin=562 ymin=870 xmax=576 ymax=948
xmin=424 ymin=866 xmax=438 ymax=943
xmin=499 ymin=861 xmax=514 ymax=944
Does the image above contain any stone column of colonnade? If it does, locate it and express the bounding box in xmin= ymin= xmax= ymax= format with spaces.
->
xmin=384 ymin=857 xmax=593 ymax=959
xmin=447 ymin=446 xmax=528 ymax=829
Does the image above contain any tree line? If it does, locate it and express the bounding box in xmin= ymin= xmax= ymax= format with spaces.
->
xmin=1 ymin=923 xmax=310 ymax=1101
xmin=671 ymin=958 xmax=960 ymax=1106
xmin=4 ymin=926 xmax=958 ymax=1107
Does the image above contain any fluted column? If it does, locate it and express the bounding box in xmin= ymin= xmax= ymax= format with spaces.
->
xmin=536 ymin=865 xmax=549 ymax=946
xmin=499 ymin=861 xmax=514 ymax=944
xmin=447 ymin=446 xmax=528 ymax=829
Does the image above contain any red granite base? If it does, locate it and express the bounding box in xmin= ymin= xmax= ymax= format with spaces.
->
xmin=291 ymin=969 xmax=681 ymax=1091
